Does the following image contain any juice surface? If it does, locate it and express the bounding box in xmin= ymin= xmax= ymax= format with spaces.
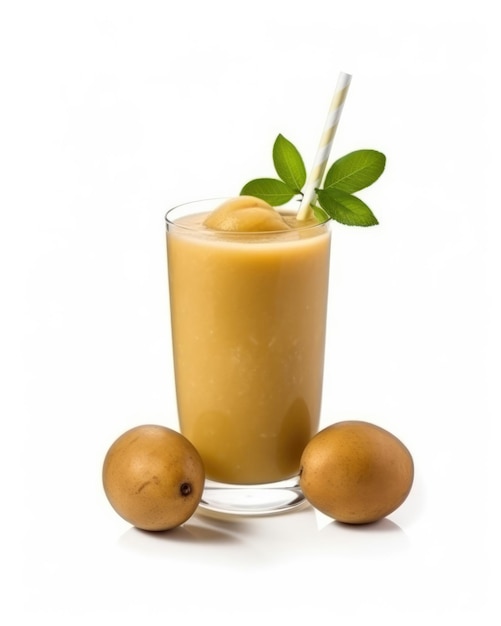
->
xmin=167 ymin=210 xmax=331 ymax=484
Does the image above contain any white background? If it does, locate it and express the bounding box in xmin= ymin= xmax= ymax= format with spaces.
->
xmin=1 ymin=1 xmax=499 ymax=624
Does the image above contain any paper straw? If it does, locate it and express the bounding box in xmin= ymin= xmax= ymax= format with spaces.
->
xmin=297 ymin=71 xmax=352 ymax=220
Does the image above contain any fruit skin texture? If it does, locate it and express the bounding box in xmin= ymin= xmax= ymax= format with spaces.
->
xmin=102 ymin=424 xmax=205 ymax=531
xmin=299 ymin=421 xmax=413 ymax=524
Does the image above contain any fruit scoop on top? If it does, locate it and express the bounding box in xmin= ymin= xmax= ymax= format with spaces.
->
xmin=203 ymin=196 xmax=291 ymax=232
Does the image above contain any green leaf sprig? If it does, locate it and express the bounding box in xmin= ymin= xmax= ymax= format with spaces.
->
xmin=240 ymin=134 xmax=386 ymax=227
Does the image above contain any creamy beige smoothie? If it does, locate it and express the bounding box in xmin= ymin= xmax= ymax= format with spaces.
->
xmin=166 ymin=198 xmax=331 ymax=485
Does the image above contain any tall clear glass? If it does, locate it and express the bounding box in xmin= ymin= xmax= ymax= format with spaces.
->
xmin=165 ymin=199 xmax=331 ymax=515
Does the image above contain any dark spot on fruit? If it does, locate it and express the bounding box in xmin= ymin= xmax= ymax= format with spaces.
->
xmin=136 ymin=481 xmax=150 ymax=494
xmin=180 ymin=482 xmax=192 ymax=497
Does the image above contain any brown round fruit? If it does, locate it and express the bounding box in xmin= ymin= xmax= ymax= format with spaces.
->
xmin=102 ymin=424 xmax=205 ymax=531
xmin=299 ymin=420 xmax=413 ymax=524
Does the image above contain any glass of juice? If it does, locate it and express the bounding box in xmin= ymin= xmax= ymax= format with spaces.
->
xmin=165 ymin=197 xmax=331 ymax=515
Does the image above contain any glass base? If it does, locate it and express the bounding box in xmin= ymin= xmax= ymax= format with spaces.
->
xmin=197 ymin=476 xmax=308 ymax=517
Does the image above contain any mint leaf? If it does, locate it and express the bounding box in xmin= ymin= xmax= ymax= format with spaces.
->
xmin=324 ymin=149 xmax=386 ymax=193
xmin=240 ymin=134 xmax=386 ymax=227
xmin=317 ymin=188 xmax=379 ymax=227
xmin=272 ymin=134 xmax=306 ymax=192
xmin=240 ymin=178 xmax=296 ymax=205
xmin=311 ymin=204 xmax=329 ymax=222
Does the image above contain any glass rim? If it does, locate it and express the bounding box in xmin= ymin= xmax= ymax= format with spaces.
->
xmin=164 ymin=197 xmax=330 ymax=235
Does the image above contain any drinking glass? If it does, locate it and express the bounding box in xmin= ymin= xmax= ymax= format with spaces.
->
xmin=165 ymin=198 xmax=331 ymax=515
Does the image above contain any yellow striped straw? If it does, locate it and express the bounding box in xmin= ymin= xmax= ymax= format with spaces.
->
xmin=297 ymin=71 xmax=352 ymax=220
